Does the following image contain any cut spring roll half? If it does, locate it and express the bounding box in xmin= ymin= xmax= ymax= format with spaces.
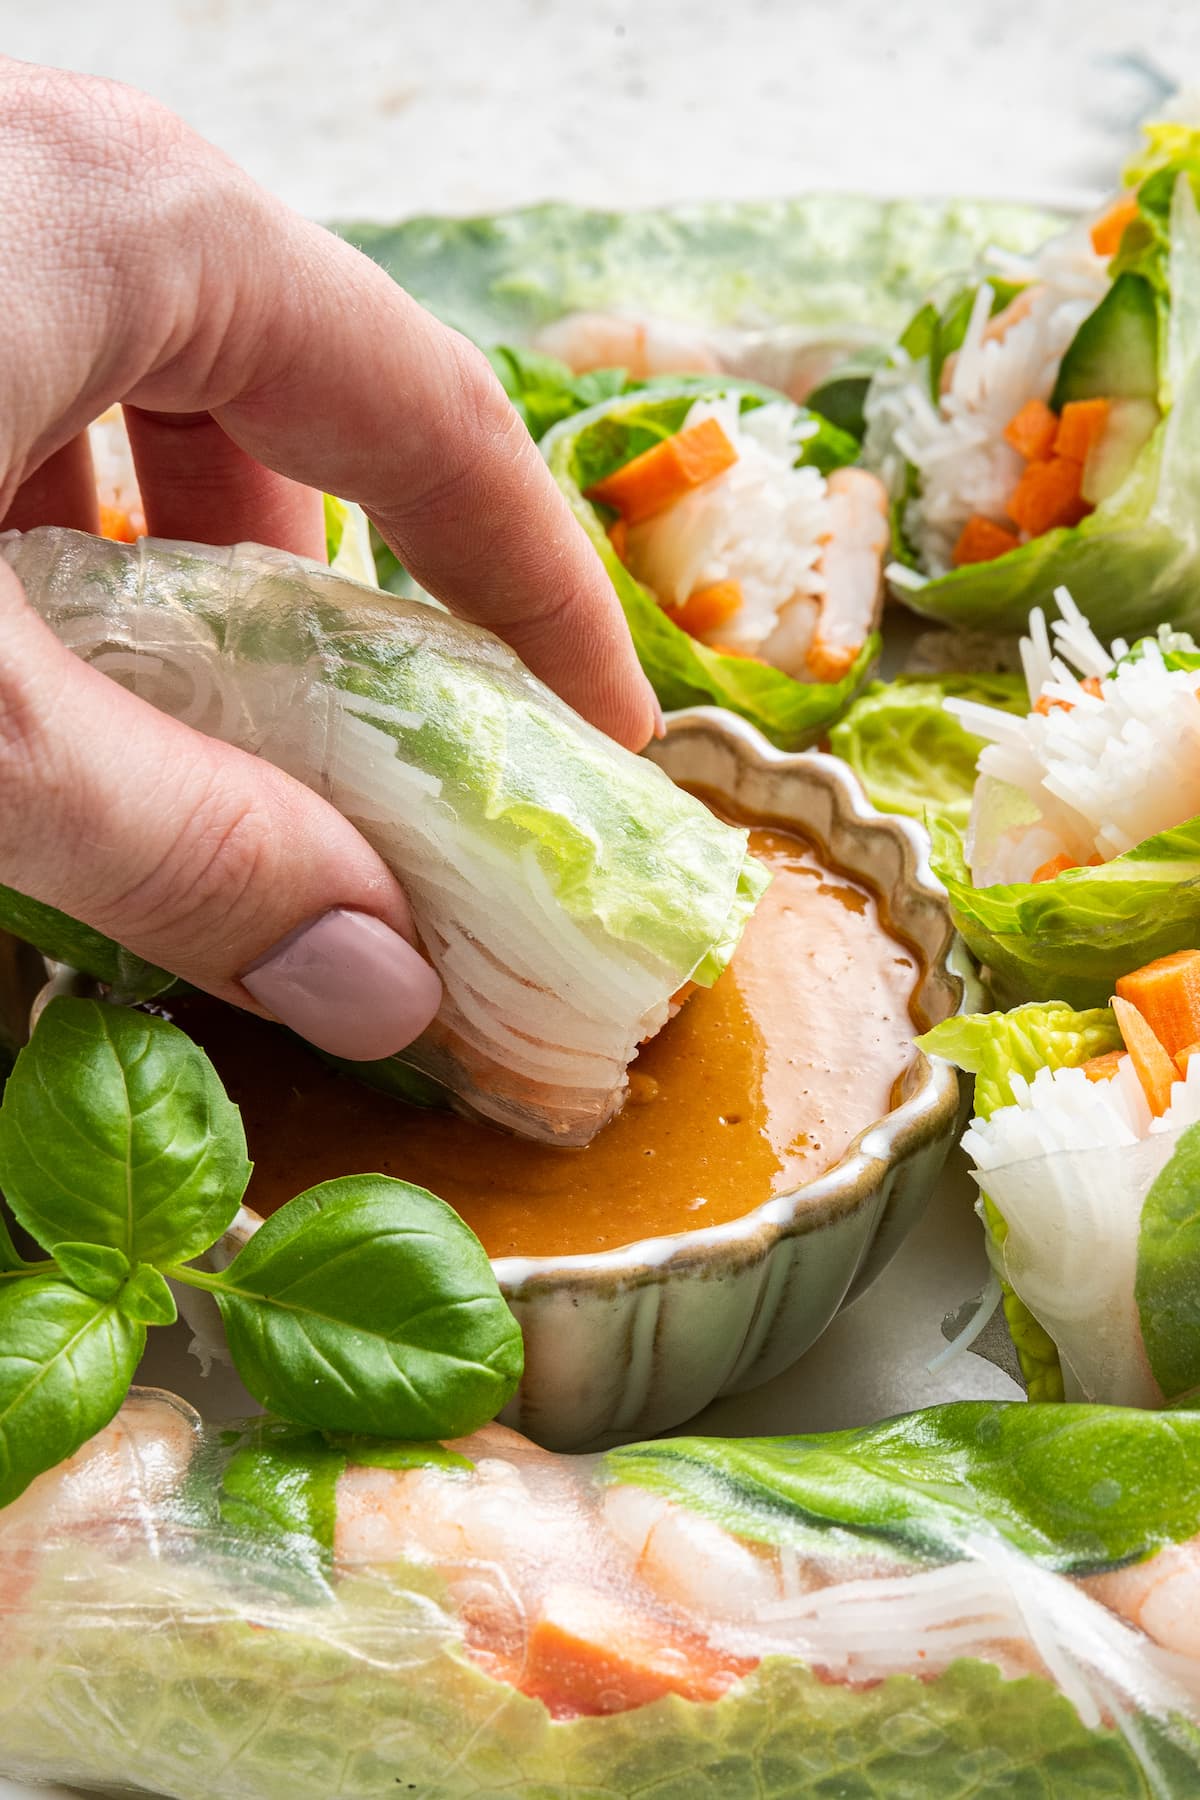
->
xmin=0 ymin=528 xmax=767 ymax=1146
xmin=923 ymin=957 xmax=1200 ymax=1409
xmin=543 ymin=384 xmax=885 ymax=748
xmin=929 ymin=589 xmax=1200 ymax=1006
xmin=7 ymin=1391 xmax=1200 ymax=1796
xmin=862 ymin=132 xmax=1200 ymax=640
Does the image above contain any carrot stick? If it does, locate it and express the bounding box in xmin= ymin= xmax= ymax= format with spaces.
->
xmin=1081 ymin=1050 xmax=1124 ymax=1083
xmin=1055 ymin=399 xmax=1111 ymax=465
xmin=1003 ymin=398 xmax=1059 ymax=463
xmin=1007 ymin=456 xmax=1091 ymax=536
xmin=99 ymin=504 xmax=139 ymax=544
xmin=586 ymin=419 xmax=738 ymax=524
xmin=668 ymin=580 xmax=743 ymax=639
xmin=1115 ymin=950 xmax=1200 ymax=1058
xmin=1031 ymin=852 xmax=1078 ymax=883
xmin=1091 ymin=195 xmax=1140 ymax=258
xmin=952 ymin=515 xmax=1021 ymax=567
xmin=1032 ymin=674 xmax=1103 ymax=717
xmin=1111 ymin=995 xmax=1178 ymax=1116
xmin=524 ymin=1583 xmax=751 ymax=1714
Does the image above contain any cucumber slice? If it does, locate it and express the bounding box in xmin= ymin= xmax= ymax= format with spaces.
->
xmin=1081 ymin=396 xmax=1160 ymax=504
xmin=1051 ymin=273 xmax=1158 ymax=407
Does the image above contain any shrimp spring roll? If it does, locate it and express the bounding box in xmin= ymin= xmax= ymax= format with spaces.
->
xmin=862 ymin=132 xmax=1200 ymax=640
xmin=928 ymin=590 xmax=1200 ymax=1006
xmin=543 ymin=384 xmax=887 ymax=747
xmin=0 ymin=527 xmax=767 ymax=1147
xmin=5 ymin=1388 xmax=1200 ymax=1796
xmin=923 ymin=960 xmax=1200 ymax=1408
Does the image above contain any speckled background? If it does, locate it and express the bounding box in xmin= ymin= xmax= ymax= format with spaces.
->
xmin=3 ymin=0 xmax=1199 ymax=218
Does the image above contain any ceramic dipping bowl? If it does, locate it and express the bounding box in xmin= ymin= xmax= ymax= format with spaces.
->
xmin=154 ymin=707 xmax=980 ymax=1451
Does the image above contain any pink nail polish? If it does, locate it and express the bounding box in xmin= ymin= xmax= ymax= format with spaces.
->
xmin=241 ymin=909 xmax=443 ymax=1061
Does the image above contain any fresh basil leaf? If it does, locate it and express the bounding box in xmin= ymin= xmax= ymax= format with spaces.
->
xmin=218 ymin=1416 xmax=346 ymax=1578
xmin=0 ymin=998 xmax=249 ymax=1266
xmin=1137 ymin=1120 xmax=1200 ymax=1400
xmin=117 ymin=1264 xmax=178 ymax=1326
xmin=0 ymin=1209 xmax=27 ymax=1274
xmin=0 ymin=885 xmax=175 ymax=1003
xmin=0 ymin=1276 xmax=144 ymax=1508
xmin=53 ymin=1242 xmax=130 ymax=1301
xmin=205 ymin=1176 xmax=523 ymax=1439
xmin=608 ymin=1402 xmax=1200 ymax=1574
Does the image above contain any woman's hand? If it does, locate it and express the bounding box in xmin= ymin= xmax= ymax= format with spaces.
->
xmin=0 ymin=59 xmax=658 ymax=1060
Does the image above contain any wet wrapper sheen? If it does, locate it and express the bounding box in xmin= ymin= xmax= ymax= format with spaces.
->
xmin=4 ymin=1391 xmax=1200 ymax=1796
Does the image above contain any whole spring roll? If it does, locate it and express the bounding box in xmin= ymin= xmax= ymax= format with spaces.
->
xmin=4 ymin=1389 xmax=1200 ymax=1796
xmin=0 ymin=527 xmax=767 ymax=1146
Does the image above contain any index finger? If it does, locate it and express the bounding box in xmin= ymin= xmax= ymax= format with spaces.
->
xmin=128 ymin=211 xmax=658 ymax=750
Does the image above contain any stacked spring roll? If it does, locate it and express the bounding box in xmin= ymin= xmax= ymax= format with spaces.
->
xmin=0 ymin=528 xmax=767 ymax=1146
xmin=5 ymin=1388 xmax=1200 ymax=1796
xmin=923 ymin=953 xmax=1200 ymax=1409
xmin=542 ymin=385 xmax=887 ymax=747
xmin=924 ymin=590 xmax=1200 ymax=1006
xmin=860 ymin=129 xmax=1200 ymax=641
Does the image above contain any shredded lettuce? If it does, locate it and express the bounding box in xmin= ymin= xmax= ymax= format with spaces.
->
xmin=543 ymin=385 xmax=877 ymax=749
xmin=920 ymin=1003 xmax=1123 ymax=1401
xmin=829 ymin=673 xmax=1026 ymax=835
xmin=1137 ymin=1120 xmax=1200 ymax=1403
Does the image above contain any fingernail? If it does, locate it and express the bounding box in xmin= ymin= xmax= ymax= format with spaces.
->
xmin=241 ymin=909 xmax=443 ymax=1061
xmin=650 ymin=693 xmax=667 ymax=741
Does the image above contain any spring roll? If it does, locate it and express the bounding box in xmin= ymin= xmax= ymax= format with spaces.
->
xmin=4 ymin=1389 xmax=1200 ymax=1796
xmin=862 ymin=131 xmax=1200 ymax=641
xmin=0 ymin=527 xmax=767 ymax=1146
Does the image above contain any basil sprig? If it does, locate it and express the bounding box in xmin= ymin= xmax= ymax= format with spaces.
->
xmin=0 ymin=997 xmax=523 ymax=1508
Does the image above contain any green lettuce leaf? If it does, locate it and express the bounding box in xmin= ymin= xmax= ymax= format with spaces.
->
xmin=336 ymin=195 xmax=1067 ymax=350
xmin=892 ymin=171 xmax=1200 ymax=638
xmin=1124 ymin=120 xmax=1200 ymax=188
xmin=931 ymin=813 xmax=1200 ymax=1009
xmin=1137 ymin=1119 xmax=1200 ymax=1402
xmin=828 ymin=672 xmax=1026 ymax=834
xmin=542 ymin=385 xmax=877 ymax=749
xmin=487 ymin=343 xmax=631 ymax=438
xmin=608 ymin=1401 xmax=1200 ymax=1572
xmin=920 ymin=1003 xmax=1123 ymax=1400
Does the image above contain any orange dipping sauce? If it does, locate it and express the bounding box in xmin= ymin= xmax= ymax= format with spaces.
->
xmin=162 ymin=824 xmax=920 ymax=1259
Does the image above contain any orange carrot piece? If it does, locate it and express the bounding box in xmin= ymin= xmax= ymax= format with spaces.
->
xmin=1115 ymin=950 xmax=1200 ymax=1058
xmin=607 ymin=516 xmax=628 ymax=562
xmin=1091 ymin=195 xmax=1140 ymax=258
xmin=585 ymin=418 xmax=737 ymax=525
xmin=668 ymin=580 xmax=743 ymax=639
xmin=805 ymin=640 xmax=858 ymax=682
xmin=1081 ymin=1050 xmax=1124 ymax=1083
xmin=1003 ymin=398 xmax=1059 ymax=463
xmin=1176 ymin=1041 xmax=1200 ymax=1077
xmin=524 ymin=1584 xmax=752 ymax=1715
xmin=1112 ymin=995 xmax=1178 ymax=1117
xmin=1007 ymin=456 xmax=1090 ymax=537
xmin=1055 ymin=399 xmax=1111 ymax=464
xmin=99 ymin=504 xmax=139 ymax=544
xmin=952 ymin=515 xmax=1021 ymax=567
xmin=1031 ymin=852 xmax=1078 ymax=883
xmin=1031 ymin=674 xmax=1103 ymax=717
xmin=709 ymin=642 xmax=768 ymax=662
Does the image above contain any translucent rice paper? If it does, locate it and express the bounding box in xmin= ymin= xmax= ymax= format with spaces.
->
xmin=0 ymin=528 xmax=767 ymax=1146
xmin=4 ymin=1390 xmax=1200 ymax=1797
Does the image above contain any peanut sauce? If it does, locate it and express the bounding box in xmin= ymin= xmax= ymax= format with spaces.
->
xmin=163 ymin=824 xmax=920 ymax=1259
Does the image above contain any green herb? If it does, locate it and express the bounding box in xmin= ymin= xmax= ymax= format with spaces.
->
xmin=0 ymin=997 xmax=524 ymax=1508
xmin=1137 ymin=1119 xmax=1200 ymax=1401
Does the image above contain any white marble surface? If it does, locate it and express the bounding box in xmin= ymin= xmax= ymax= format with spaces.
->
xmin=0 ymin=6 xmax=1190 ymax=1796
xmin=2 ymin=0 xmax=1198 ymax=220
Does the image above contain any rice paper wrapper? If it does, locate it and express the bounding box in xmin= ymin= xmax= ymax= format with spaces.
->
xmin=5 ymin=1390 xmax=1200 ymax=1797
xmin=0 ymin=527 xmax=767 ymax=1146
xmin=336 ymin=196 xmax=1068 ymax=366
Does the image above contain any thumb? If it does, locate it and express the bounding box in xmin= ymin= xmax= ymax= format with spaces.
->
xmin=0 ymin=562 xmax=442 ymax=1059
